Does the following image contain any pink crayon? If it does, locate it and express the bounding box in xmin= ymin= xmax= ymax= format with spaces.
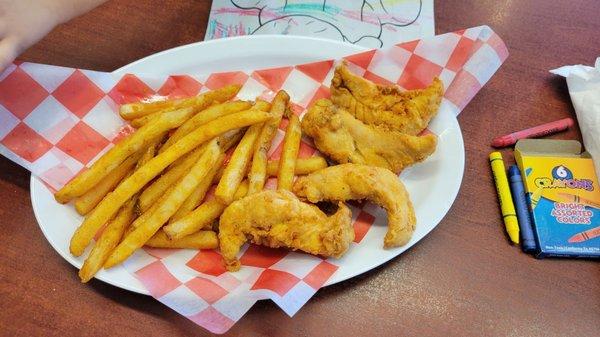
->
xmin=568 ymin=225 xmax=600 ymax=243
xmin=491 ymin=118 xmax=574 ymax=148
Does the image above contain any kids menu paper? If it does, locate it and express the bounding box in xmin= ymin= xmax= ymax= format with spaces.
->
xmin=205 ymin=0 xmax=435 ymax=48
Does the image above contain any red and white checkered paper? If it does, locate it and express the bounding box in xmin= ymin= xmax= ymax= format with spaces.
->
xmin=0 ymin=26 xmax=507 ymax=333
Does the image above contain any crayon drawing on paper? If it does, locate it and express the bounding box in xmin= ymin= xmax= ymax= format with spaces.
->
xmin=205 ymin=0 xmax=435 ymax=48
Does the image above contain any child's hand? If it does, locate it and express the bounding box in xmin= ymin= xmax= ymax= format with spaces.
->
xmin=0 ymin=0 xmax=107 ymax=72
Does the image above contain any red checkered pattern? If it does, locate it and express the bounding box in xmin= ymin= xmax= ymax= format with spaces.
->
xmin=130 ymin=246 xmax=338 ymax=333
xmin=0 ymin=26 xmax=507 ymax=333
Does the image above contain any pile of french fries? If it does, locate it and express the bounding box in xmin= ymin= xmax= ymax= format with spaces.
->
xmin=54 ymin=85 xmax=328 ymax=282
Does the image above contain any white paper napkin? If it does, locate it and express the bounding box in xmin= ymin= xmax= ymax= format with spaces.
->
xmin=551 ymin=58 xmax=600 ymax=179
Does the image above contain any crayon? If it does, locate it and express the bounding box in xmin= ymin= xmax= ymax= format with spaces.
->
xmin=489 ymin=152 xmax=519 ymax=244
xmin=568 ymin=225 xmax=600 ymax=243
xmin=529 ymin=187 xmax=544 ymax=210
xmin=491 ymin=118 xmax=574 ymax=148
xmin=557 ymin=192 xmax=600 ymax=209
xmin=508 ymin=166 xmax=537 ymax=252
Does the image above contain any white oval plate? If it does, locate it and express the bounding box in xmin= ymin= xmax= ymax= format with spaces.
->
xmin=31 ymin=35 xmax=464 ymax=295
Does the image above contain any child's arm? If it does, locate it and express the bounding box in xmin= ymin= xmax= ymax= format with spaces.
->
xmin=0 ymin=0 xmax=108 ymax=72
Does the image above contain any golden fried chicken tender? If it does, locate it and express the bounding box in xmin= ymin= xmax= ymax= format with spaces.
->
xmin=331 ymin=63 xmax=443 ymax=135
xmin=301 ymin=99 xmax=437 ymax=174
xmin=219 ymin=190 xmax=354 ymax=271
xmin=294 ymin=163 xmax=416 ymax=248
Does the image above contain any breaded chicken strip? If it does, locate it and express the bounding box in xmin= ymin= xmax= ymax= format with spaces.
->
xmin=301 ymin=99 xmax=437 ymax=174
xmin=331 ymin=63 xmax=444 ymax=135
xmin=294 ymin=164 xmax=416 ymax=248
xmin=219 ymin=190 xmax=354 ymax=271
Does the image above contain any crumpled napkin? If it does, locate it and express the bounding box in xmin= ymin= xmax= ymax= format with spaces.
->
xmin=551 ymin=57 xmax=600 ymax=179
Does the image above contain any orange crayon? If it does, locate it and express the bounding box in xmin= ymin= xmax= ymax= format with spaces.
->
xmin=557 ymin=192 xmax=600 ymax=209
xmin=568 ymin=225 xmax=600 ymax=243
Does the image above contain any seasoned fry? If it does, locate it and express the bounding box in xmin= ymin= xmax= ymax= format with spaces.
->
xmin=78 ymin=199 xmax=136 ymax=282
xmin=69 ymin=109 xmax=271 ymax=256
xmin=138 ymin=147 xmax=205 ymax=212
xmin=247 ymin=91 xmax=289 ymax=194
xmin=170 ymin=155 xmax=225 ymax=222
xmin=277 ymin=114 xmax=302 ymax=191
xmin=119 ymin=84 xmax=241 ymax=120
xmin=215 ymin=124 xmax=262 ymax=204
xmin=252 ymin=100 xmax=271 ymax=112
xmin=139 ymin=129 xmax=243 ymax=212
xmin=78 ymin=142 xmax=158 ymax=283
xmin=74 ymin=152 xmax=142 ymax=215
xmin=212 ymin=156 xmax=328 ymax=183
xmin=266 ymin=156 xmax=327 ymax=176
xmin=136 ymin=141 xmax=161 ymax=170
xmin=168 ymin=129 xmax=244 ymax=220
xmin=145 ymin=230 xmax=218 ymax=249
xmin=131 ymin=186 xmax=173 ymax=229
xmin=219 ymin=129 xmax=245 ymax=151
xmin=166 ymin=199 xmax=224 ymax=238
xmin=55 ymin=107 xmax=194 ymax=203
xmin=103 ymin=139 xmax=222 ymax=268
xmin=130 ymin=111 xmax=160 ymax=128
xmin=164 ymin=181 xmax=248 ymax=240
xmin=161 ymin=100 xmax=254 ymax=151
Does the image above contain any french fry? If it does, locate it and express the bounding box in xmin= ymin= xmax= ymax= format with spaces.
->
xmin=145 ymin=230 xmax=218 ymax=249
xmin=138 ymin=147 xmax=205 ymax=212
xmin=69 ymin=109 xmax=271 ymax=256
xmin=78 ymin=199 xmax=136 ymax=282
xmin=78 ymin=142 xmax=158 ymax=283
xmin=55 ymin=107 xmax=194 ymax=204
xmin=219 ymin=129 xmax=245 ymax=151
xmin=164 ymin=181 xmax=248 ymax=240
xmin=165 ymin=200 xmax=225 ymax=239
xmin=215 ymin=124 xmax=263 ymax=204
xmin=266 ymin=156 xmax=327 ymax=176
xmin=119 ymin=84 xmax=241 ymax=120
xmin=138 ymin=129 xmax=243 ymax=212
xmin=277 ymin=114 xmax=302 ymax=191
xmin=170 ymin=155 xmax=225 ymax=222
xmin=166 ymin=200 xmax=224 ymax=238
xmin=103 ymin=139 xmax=222 ymax=268
xmin=131 ymin=186 xmax=173 ymax=229
xmin=212 ymin=156 xmax=328 ymax=184
xmin=247 ymin=91 xmax=289 ymax=194
xmin=73 ymin=152 xmax=142 ymax=215
xmin=131 ymin=100 xmax=240 ymax=129
xmin=130 ymin=111 xmax=160 ymax=128
xmin=161 ymin=100 xmax=254 ymax=151
xmin=252 ymin=100 xmax=271 ymax=112
xmin=136 ymin=140 xmax=161 ymax=171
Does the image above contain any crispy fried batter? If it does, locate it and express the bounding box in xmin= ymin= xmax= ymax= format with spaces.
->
xmin=219 ymin=190 xmax=354 ymax=271
xmin=331 ymin=63 xmax=444 ymax=135
xmin=301 ymin=99 xmax=437 ymax=174
xmin=294 ymin=164 xmax=416 ymax=248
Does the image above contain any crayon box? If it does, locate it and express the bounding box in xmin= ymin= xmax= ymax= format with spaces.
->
xmin=515 ymin=139 xmax=600 ymax=258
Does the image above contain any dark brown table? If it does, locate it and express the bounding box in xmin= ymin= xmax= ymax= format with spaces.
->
xmin=2 ymin=1 xmax=599 ymax=336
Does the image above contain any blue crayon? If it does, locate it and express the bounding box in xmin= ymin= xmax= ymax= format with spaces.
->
xmin=508 ymin=165 xmax=537 ymax=253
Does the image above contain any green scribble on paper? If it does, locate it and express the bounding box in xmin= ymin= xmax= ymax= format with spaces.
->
xmin=207 ymin=19 xmax=217 ymax=37
xmin=283 ymin=3 xmax=341 ymax=16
